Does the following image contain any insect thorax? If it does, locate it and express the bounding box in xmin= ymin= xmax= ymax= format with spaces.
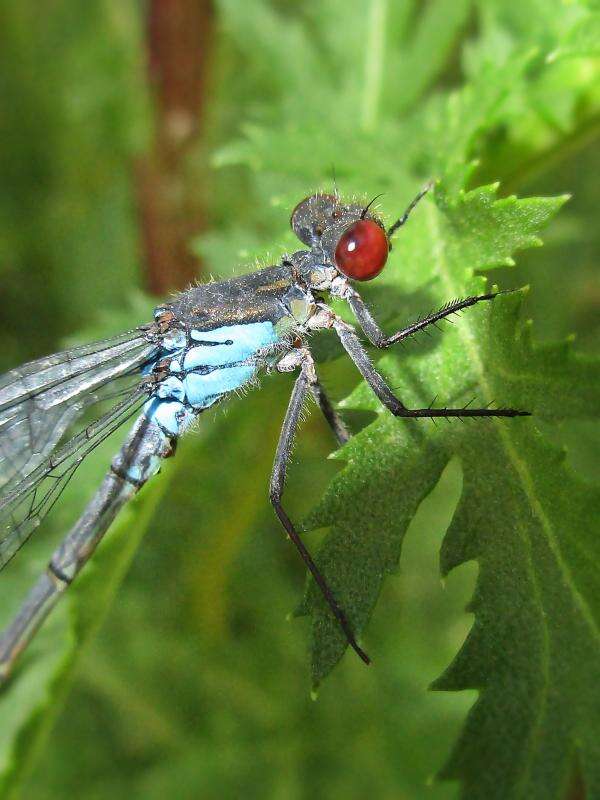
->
xmin=139 ymin=263 xmax=326 ymax=442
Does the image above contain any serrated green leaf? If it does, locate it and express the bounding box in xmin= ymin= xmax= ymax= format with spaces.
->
xmin=300 ymin=188 xmax=570 ymax=679
xmin=299 ymin=418 xmax=449 ymax=674
xmin=433 ymin=425 xmax=600 ymax=798
xmin=298 ymin=186 xmax=600 ymax=795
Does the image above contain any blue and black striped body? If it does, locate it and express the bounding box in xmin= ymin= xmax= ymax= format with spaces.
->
xmin=130 ymin=265 xmax=311 ymax=484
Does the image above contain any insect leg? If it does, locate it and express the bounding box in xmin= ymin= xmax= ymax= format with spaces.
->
xmin=346 ymin=289 xmax=503 ymax=349
xmin=310 ymin=378 xmax=350 ymax=446
xmin=332 ymin=317 xmax=529 ymax=420
xmin=270 ymin=349 xmax=369 ymax=665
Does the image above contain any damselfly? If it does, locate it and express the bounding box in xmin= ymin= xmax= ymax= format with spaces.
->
xmin=0 ymin=184 xmax=529 ymax=682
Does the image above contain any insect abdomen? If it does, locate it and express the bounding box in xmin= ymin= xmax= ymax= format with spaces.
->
xmin=144 ymin=320 xmax=282 ymax=439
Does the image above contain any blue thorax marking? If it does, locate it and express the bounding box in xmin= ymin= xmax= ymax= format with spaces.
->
xmin=143 ymin=321 xmax=281 ymax=441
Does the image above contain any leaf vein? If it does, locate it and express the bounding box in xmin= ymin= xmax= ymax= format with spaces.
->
xmin=425 ymin=202 xmax=600 ymax=648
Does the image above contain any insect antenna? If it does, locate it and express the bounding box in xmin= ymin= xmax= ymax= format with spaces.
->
xmin=387 ymin=180 xmax=435 ymax=238
xmin=361 ymin=193 xmax=385 ymax=219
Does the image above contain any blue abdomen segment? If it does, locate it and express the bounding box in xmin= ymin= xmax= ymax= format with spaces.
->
xmin=184 ymin=365 xmax=255 ymax=407
xmin=143 ymin=398 xmax=194 ymax=437
xmin=144 ymin=320 xmax=280 ymax=439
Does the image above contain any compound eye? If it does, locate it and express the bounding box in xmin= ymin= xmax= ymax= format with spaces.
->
xmin=334 ymin=220 xmax=389 ymax=281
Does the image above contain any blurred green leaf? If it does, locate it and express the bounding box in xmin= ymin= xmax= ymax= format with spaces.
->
xmin=548 ymin=11 xmax=600 ymax=60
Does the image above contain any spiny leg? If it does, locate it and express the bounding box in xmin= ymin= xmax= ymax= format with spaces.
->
xmin=270 ymin=349 xmax=369 ymax=665
xmin=346 ymin=289 xmax=505 ymax=349
xmin=354 ymin=181 xmax=503 ymax=351
xmin=310 ymin=377 xmax=350 ymax=446
xmin=332 ymin=317 xmax=529 ymax=420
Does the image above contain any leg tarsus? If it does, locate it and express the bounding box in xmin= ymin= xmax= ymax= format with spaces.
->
xmin=270 ymin=492 xmax=370 ymax=665
xmin=333 ymin=318 xmax=530 ymax=420
xmin=349 ymin=292 xmax=503 ymax=350
xmin=396 ymin=406 xmax=531 ymax=419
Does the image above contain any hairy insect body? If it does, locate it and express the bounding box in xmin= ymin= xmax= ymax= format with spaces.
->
xmin=141 ymin=267 xmax=320 ymax=478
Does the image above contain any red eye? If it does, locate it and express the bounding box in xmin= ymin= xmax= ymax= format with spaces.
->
xmin=334 ymin=220 xmax=389 ymax=281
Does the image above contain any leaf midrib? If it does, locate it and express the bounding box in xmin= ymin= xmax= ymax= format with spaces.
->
xmin=425 ymin=200 xmax=600 ymax=647
xmin=425 ymin=202 xmax=598 ymax=792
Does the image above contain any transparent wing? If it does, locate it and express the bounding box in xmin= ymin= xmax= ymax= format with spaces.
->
xmin=0 ymin=330 xmax=156 ymax=494
xmin=0 ymin=384 xmax=149 ymax=570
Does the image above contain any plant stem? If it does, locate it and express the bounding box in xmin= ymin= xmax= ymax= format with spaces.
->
xmin=136 ymin=0 xmax=215 ymax=295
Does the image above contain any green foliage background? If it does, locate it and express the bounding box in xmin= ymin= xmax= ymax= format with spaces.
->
xmin=0 ymin=1 xmax=599 ymax=798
